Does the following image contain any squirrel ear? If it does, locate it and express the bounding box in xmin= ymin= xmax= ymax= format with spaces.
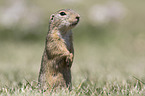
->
xmin=50 ymin=14 xmax=55 ymax=21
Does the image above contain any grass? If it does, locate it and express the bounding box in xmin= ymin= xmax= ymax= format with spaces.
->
xmin=0 ymin=41 xmax=145 ymax=95
xmin=0 ymin=76 xmax=145 ymax=95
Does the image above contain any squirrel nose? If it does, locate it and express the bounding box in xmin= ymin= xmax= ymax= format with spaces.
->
xmin=76 ymin=16 xmax=80 ymax=22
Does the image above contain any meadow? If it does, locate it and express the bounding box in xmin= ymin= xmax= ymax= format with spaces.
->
xmin=0 ymin=0 xmax=145 ymax=95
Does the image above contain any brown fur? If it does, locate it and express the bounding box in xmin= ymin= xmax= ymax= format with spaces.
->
xmin=38 ymin=9 xmax=80 ymax=90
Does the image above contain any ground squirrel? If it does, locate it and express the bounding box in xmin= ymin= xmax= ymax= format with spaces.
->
xmin=38 ymin=9 xmax=80 ymax=90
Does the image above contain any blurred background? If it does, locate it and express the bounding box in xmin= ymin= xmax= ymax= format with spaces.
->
xmin=0 ymin=0 xmax=145 ymax=87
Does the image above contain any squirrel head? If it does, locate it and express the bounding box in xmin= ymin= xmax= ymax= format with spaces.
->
xmin=49 ymin=9 xmax=80 ymax=33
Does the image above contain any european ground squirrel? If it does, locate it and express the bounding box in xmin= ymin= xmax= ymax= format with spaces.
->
xmin=38 ymin=9 xmax=80 ymax=90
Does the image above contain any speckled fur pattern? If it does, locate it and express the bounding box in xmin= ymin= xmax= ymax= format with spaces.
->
xmin=38 ymin=9 xmax=80 ymax=91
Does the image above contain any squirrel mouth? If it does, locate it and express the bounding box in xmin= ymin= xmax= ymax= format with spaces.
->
xmin=71 ymin=21 xmax=78 ymax=26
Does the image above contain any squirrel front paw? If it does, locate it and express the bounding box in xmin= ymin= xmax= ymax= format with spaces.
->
xmin=66 ymin=53 xmax=73 ymax=68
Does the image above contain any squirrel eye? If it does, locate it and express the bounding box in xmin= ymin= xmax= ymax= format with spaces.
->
xmin=59 ymin=12 xmax=66 ymax=16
